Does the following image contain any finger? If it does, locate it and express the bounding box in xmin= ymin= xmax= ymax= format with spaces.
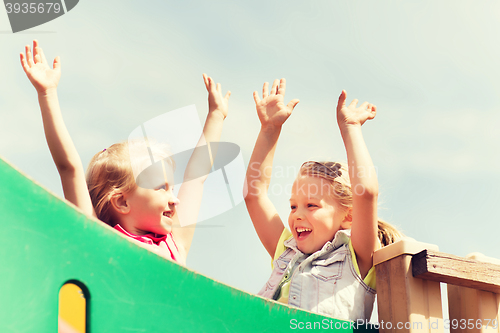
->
xmin=217 ymin=83 xmax=221 ymax=93
xmin=202 ymin=73 xmax=209 ymax=90
xmin=360 ymin=101 xmax=369 ymax=110
xmin=287 ymin=99 xmax=300 ymax=111
xmin=253 ymin=91 xmax=261 ymax=104
xmin=224 ymin=91 xmax=231 ymax=100
xmin=348 ymin=98 xmax=358 ymax=108
xmin=262 ymin=82 xmax=269 ymax=98
xmin=33 ymin=49 xmax=40 ymax=65
xmin=208 ymin=77 xmax=217 ymax=93
xmin=53 ymin=56 xmax=61 ymax=71
xmin=270 ymin=79 xmax=279 ymax=95
xmin=365 ymin=103 xmax=373 ymax=114
xmin=369 ymin=105 xmax=377 ymax=119
xmin=337 ymin=90 xmax=347 ymax=111
xmin=25 ymin=45 xmax=34 ymax=67
xmin=32 ymin=40 xmax=39 ymax=63
xmin=278 ymin=78 xmax=286 ymax=95
xmin=40 ymin=47 xmax=48 ymax=65
xmin=19 ymin=53 xmax=29 ymax=73
xmin=207 ymin=76 xmax=214 ymax=91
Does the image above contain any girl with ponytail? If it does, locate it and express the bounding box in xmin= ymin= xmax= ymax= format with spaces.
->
xmin=245 ymin=79 xmax=402 ymax=321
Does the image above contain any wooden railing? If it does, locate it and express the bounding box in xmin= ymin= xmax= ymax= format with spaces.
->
xmin=374 ymin=239 xmax=500 ymax=333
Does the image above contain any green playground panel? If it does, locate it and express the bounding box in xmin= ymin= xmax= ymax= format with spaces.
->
xmin=0 ymin=157 xmax=378 ymax=332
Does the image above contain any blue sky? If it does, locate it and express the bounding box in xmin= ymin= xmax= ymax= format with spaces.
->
xmin=1 ymin=0 xmax=499 ymax=293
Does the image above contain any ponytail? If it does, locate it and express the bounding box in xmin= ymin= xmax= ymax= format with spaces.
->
xmin=377 ymin=219 xmax=404 ymax=247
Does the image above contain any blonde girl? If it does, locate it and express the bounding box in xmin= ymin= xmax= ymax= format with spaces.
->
xmin=244 ymin=79 xmax=401 ymax=320
xmin=20 ymin=40 xmax=231 ymax=264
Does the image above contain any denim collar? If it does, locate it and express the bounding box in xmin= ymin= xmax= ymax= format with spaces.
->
xmin=283 ymin=229 xmax=350 ymax=257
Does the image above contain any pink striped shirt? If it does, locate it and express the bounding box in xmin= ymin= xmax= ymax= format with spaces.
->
xmin=114 ymin=224 xmax=185 ymax=265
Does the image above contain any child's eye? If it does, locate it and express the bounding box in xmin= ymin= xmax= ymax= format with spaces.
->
xmin=156 ymin=184 xmax=167 ymax=191
xmin=308 ymin=204 xmax=317 ymax=208
xmin=290 ymin=205 xmax=296 ymax=210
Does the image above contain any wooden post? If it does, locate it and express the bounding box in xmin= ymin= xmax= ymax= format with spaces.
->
xmin=445 ymin=253 xmax=500 ymax=333
xmin=374 ymin=239 xmax=443 ymax=333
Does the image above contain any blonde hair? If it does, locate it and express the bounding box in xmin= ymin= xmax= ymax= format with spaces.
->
xmin=299 ymin=161 xmax=403 ymax=247
xmin=86 ymin=140 xmax=173 ymax=226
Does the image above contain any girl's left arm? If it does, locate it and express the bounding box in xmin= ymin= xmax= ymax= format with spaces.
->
xmin=173 ymin=74 xmax=230 ymax=258
xmin=337 ymin=90 xmax=379 ymax=278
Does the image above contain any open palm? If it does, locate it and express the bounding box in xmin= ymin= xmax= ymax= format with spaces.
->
xmin=336 ymin=90 xmax=376 ymax=127
xmin=20 ymin=40 xmax=61 ymax=94
xmin=203 ymin=73 xmax=231 ymax=119
xmin=253 ymin=79 xmax=299 ymax=128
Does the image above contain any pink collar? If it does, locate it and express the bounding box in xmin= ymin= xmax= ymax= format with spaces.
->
xmin=113 ymin=224 xmax=170 ymax=246
xmin=113 ymin=224 xmax=184 ymax=264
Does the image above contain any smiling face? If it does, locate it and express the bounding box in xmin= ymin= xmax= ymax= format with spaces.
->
xmin=288 ymin=175 xmax=349 ymax=254
xmin=112 ymin=158 xmax=180 ymax=236
xmin=125 ymin=179 xmax=180 ymax=236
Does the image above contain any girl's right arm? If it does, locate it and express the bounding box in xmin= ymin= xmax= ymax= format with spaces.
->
xmin=244 ymin=79 xmax=299 ymax=257
xmin=20 ymin=40 xmax=95 ymax=217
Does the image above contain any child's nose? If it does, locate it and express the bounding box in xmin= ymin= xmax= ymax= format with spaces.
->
xmin=170 ymin=195 xmax=180 ymax=206
xmin=293 ymin=209 xmax=304 ymax=220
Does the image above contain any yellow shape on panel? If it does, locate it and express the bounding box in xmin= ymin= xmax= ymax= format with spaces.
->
xmin=59 ymin=283 xmax=86 ymax=333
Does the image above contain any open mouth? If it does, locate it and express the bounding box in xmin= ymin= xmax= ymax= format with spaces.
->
xmin=163 ymin=211 xmax=173 ymax=218
xmin=296 ymin=227 xmax=312 ymax=240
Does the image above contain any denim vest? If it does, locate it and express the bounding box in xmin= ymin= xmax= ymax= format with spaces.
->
xmin=258 ymin=230 xmax=375 ymax=321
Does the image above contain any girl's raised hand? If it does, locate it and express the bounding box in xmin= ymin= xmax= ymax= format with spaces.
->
xmin=20 ymin=40 xmax=61 ymax=94
xmin=203 ymin=73 xmax=231 ymax=119
xmin=253 ymin=79 xmax=299 ymax=129
xmin=336 ymin=90 xmax=376 ymax=128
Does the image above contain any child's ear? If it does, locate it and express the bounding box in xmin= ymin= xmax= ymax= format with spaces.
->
xmin=341 ymin=208 xmax=353 ymax=229
xmin=109 ymin=192 xmax=130 ymax=215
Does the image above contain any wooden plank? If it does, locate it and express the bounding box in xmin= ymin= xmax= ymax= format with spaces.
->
xmin=412 ymin=250 xmax=500 ymax=294
xmin=376 ymin=254 xmax=443 ymax=333
xmin=448 ymin=285 xmax=500 ymax=333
